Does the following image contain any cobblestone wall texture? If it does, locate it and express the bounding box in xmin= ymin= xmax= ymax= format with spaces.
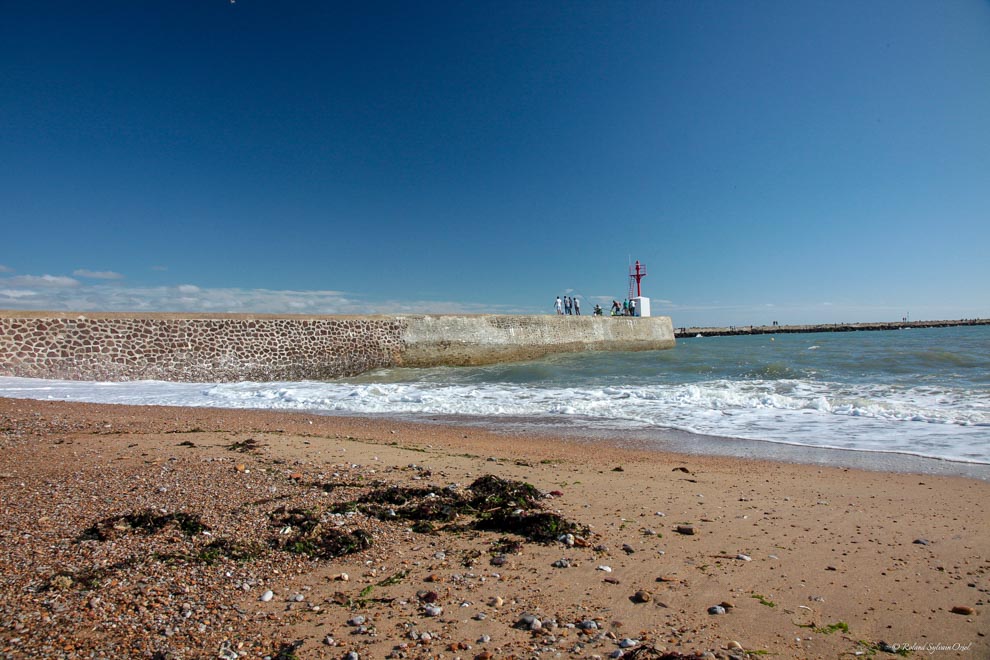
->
xmin=0 ymin=315 xmax=407 ymax=382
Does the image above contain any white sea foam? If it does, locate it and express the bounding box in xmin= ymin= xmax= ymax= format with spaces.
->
xmin=1 ymin=375 xmax=987 ymax=464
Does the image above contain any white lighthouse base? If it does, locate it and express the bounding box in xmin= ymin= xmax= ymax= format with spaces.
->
xmin=632 ymin=297 xmax=651 ymax=317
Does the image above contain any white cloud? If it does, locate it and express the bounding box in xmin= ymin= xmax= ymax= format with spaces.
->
xmin=5 ymin=274 xmax=80 ymax=288
xmin=73 ymin=269 xmax=124 ymax=280
xmin=0 ymin=289 xmax=37 ymax=299
xmin=2 ymin=275 xmax=978 ymax=323
xmin=0 ymin=277 xmax=526 ymax=316
xmin=0 ymin=265 xmax=12 ymax=273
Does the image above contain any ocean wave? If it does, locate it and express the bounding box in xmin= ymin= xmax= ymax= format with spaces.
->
xmin=2 ymin=374 xmax=987 ymax=464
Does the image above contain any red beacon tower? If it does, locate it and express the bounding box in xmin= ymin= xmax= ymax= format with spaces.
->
xmin=628 ymin=260 xmax=651 ymax=317
xmin=629 ymin=260 xmax=647 ymax=297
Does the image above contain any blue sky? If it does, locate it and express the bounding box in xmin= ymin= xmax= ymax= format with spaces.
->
xmin=2 ymin=1 xmax=988 ymax=326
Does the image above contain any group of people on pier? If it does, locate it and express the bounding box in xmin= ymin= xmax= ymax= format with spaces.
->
xmin=554 ymin=295 xmax=581 ymax=315
xmin=554 ymin=296 xmax=637 ymax=316
xmin=611 ymin=299 xmax=637 ymax=316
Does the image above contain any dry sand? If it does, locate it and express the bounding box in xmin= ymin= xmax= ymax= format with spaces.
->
xmin=0 ymin=397 xmax=986 ymax=659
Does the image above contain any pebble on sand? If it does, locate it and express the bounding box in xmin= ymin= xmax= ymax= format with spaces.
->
xmin=516 ymin=613 xmax=541 ymax=630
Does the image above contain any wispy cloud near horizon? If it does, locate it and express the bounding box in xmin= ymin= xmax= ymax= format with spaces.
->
xmin=73 ymin=269 xmax=124 ymax=280
xmin=2 ymin=273 xmax=973 ymax=324
xmin=5 ymin=274 xmax=80 ymax=288
xmin=0 ymin=274 xmax=527 ymax=315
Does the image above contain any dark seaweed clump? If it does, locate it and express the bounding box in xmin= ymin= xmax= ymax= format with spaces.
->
xmin=328 ymin=474 xmax=588 ymax=544
xmin=623 ymin=648 xmax=701 ymax=659
xmin=269 ymin=506 xmax=373 ymax=559
xmin=469 ymin=475 xmax=543 ymax=510
xmin=475 ymin=509 xmax=587 ymax=543
xmin=75 ymin=475 xmax=587 ymax=575
xmin=196 ymin=538 xmax=264 ymax=564
xmin=225 ymin=438 xmax=262 ymax=453
xmin=80 ymin=510 xmax=209 ymax=541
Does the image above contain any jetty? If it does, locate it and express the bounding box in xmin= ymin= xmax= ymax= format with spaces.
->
xmin=675 ymin=318 xmax=990 ymax=339
xmin=0 ymin=312 xmax=675 ymax=382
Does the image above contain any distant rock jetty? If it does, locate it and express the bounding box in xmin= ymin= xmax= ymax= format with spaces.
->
xmin=676 ymin=318 xmax=989 ymax=338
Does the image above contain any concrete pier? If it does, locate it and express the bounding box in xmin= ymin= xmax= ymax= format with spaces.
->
xmin=0 ymin=311 xmax=675 ymax=382
xmin=675 ymin=318 xmax=989 ymax=339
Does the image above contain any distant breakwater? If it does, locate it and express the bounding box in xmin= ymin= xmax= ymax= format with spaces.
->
xmin=675 ymin=318 xmax=990 ymax=339
xmin=0 ymin=311 xmax=675 ymax=382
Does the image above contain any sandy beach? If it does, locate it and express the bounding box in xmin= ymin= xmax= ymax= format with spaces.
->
xmin=0 ymin=397 xmax=986 ymax=659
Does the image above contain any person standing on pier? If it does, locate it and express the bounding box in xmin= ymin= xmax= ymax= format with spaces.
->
xmin=554 ymin=296 xmax=563 ymax=315
xmin=564 ymin=296 xmax=572 ymax=315
xmin=574 ymin=297 xmax=581 ymax=315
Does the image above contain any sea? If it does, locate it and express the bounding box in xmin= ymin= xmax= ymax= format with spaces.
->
xmin=1 ymin=324 xmax=988 ymax=478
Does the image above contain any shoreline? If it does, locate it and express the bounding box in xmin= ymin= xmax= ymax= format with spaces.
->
xmin=3 ymin=383 xmax=988 ymax=479
xmin=1 ymin=397 xmax=987 ymax=659
xmin=377 ymin=411 xmax=990 ymax=481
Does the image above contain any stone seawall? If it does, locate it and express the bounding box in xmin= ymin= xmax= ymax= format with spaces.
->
xmin=399 ymin=314 xmax=675 ymax=367
xmin=0 ymin=312 xmax=675 ymax=382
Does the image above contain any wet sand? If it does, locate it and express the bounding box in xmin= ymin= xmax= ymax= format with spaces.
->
xmin=1 ymin=397 xmax=986 ymax=659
